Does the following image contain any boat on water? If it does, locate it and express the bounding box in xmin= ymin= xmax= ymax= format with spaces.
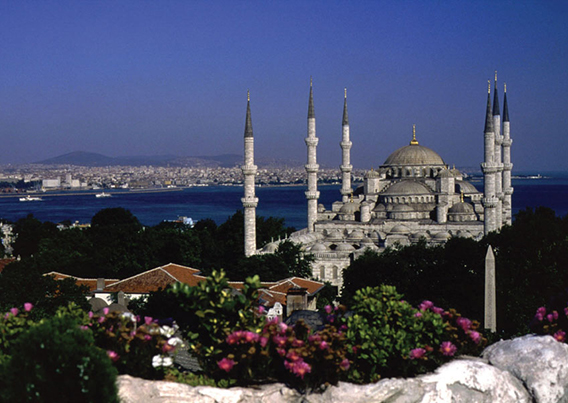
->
xmin=95 ymin=192 xmax=112 ymax=198
xmin=19 ymin=195 xmax=43 ymax=202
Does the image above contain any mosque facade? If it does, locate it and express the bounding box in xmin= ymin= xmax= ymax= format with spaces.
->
xmin=242 ymin=75 xmax=513 ymax=289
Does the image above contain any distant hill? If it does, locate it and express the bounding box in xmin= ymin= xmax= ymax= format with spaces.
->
xmin=35 ymin=151 xmax=300 ymax=169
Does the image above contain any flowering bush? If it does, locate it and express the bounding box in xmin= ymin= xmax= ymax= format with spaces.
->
xmin=344 ymin=285 xmax=486 ymax=383
xmin=0 ymin=312 xmax=119 ymax=403
xmin=530 ymin=304 xmax=568 ymax=342
xmin=0 ymin=302 xmax=37 ymax=365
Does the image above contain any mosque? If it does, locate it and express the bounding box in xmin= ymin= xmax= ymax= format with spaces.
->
xmin=241 ymin=75 xmax=513 ymax=290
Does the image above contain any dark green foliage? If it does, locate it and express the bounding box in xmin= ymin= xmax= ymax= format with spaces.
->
xmin=0 ymin=315 xmax=119 ymax=403
xmin=341 ymin=238 xmax=484 ymax=321
xmin=12 ymin=214 xmax=58 ymax=258
xmin=0 ymin=264 xmax=90 ymax=321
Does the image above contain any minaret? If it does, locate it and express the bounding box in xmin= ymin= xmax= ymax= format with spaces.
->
xmin=482 ymin=80 xmax=498 ymax=235
xmin=502 ymin=83 xmax=514 ymax=225
xmin=340 ymin=88 xmax=353 ymax=203
xmin=305 ymin=78 xmax=320 ymax=232
xmin=241 ymin=91 xmax=258 ymax=257
xmin=492 ymin=71 xmax=504 ymax=229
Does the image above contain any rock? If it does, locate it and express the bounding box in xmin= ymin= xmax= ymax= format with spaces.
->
xmin=483 ymin=334 xmax=568 ymax=403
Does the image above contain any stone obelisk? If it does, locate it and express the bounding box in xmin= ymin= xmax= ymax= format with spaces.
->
xmin=484 ymin=245 xmax=497 ymax=332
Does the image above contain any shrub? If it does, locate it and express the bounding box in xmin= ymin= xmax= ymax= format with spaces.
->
xmin=344 ymin=285 xmax=486 ymax=383
xmin=0 ymin=314 xmax=119 ymax=403
xmin=529 ymin=304 xmax=568 ymax=342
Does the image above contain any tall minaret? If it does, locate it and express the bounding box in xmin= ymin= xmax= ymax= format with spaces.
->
xmin=241 ymin=91 xmax=258 ymax=257
xmin=305 ymin=78 xmax=320 ymax=232
xmin=340 ymin=88 xmax=353 ymax=203
xmin=502 ymin=83 xmax=514 ymax=225
xmin=492 ymin=71 xmax=504 ymax=230
xmin=482 ymin=80 xmax=498 ymax=235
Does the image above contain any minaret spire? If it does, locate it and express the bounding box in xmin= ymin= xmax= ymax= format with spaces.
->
xmin=340 ymin=87 xmax=353 ymax=202
xmin=492 ymin=72 xmax=504 ymax=230
xmin=482 ymin=79 xmax=498 ymax=235
xmin=305 ymin=78 xmax=320 ymax=232
xmin=502 ymin=83 xmax=514 ymax=225
xmin=241 ymin=91 xmax=258 ymax=256
xmin=492 ymin=71 xmax=500 ymax=116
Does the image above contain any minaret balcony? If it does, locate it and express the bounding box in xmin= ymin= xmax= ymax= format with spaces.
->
xmin=340 ymin=141 xmax=352 ymax=149
xmin=502 ymin=139 xmax=513 ymax=147
xmin=340 ymin=164 xmax=353 ymax=172
xmin=482 ymin=196 xmax=499 ymax=208
xmin=305 ymin=190 xmax=320 ymax=200
xmin=503 ymin=163 xmax=513 ymax=171
xmin=241 ymin=197 xmax=259 ymax=208
xmin=504 ymin=187 xmax=514 ymax=196
xmin=305 ymin=138 xmax=319 ymax=147
xmin=241 ymin=165 xmax=258 ymax=175
xmin=305 ymin=164 xmax=319 ymax=173
xmin=481 ymin=163 xmax=499 ymax=174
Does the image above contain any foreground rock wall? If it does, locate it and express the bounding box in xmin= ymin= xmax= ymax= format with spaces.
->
xmin=118 ymin=335 xmax=568 ymax=403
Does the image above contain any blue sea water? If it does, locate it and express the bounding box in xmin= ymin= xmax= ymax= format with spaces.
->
xmin=1 ymin=173 xmax=568 ymax=229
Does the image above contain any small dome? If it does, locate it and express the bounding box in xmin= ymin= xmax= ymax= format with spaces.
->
xmin=263 ymin=242 xmax=278 ymax=253
xmin=348 ymin=229 xmax=365 ymax=240
xmin=373 ymin=203 xmax=387 ymax=212
xmin=326 ymin=229 xmax=344 ymax=241
xmin=392 ymin=204 xmax=413 ymax=212
xmin=365 ymin=169 xmax=381 ymax=179
xmin=456 ymin=181 xmax=479 ymax=193
xmin=456 ymin=230 xmax=474 ymax=239
xmin=382 ymin=180 xmax=432 ymax=196
xmin=310 ymin=242 xmax=328 ymax=252
xmin=317 ymin=204 xmax=326 ymax=213
xmin=410 ymin=231 xmax=430 ymax=240
xmin=449 ymin=202 xmax=474 ymax=214
xmin=383 ymin=144 xmax=445 ymax=167
xmin=340 ymin=201 xmax=360 ymax=214
xmin=336 ymin=242 xmax=355 ymax=252
xmin=437 ymin=168 xmax=453 ymax=178
xmin=390 ymin=224 xmax=410 ymax=234
xmin=433 ymin=231 xmax=450 ymax=240
xmin=360 ymin=235 xmax=374 ymax=244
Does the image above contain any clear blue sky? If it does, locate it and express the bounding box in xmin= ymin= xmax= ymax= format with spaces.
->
xmin=1 ymin=1 xmax=567 ymax=172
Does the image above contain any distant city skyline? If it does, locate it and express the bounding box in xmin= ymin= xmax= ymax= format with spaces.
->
xmin=1 ymin=1 xmax=567 ymax=171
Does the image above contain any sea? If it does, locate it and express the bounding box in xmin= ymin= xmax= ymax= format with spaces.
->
xmin=1 ymin=172 xmax=568 ymax=229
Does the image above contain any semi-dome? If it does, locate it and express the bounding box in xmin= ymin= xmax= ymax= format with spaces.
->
xmin=382 ymin=180 xmax=432 ymax=196
xmin=449 ymin=201 xmax=474 ymax=214
xmin=310 ymin=242 xmax=328 ymax=252
xmin=340 ymin=201 xmax=360 ymax=214
xmin=389 ymin=224 xmax=410 ymax=234
xmin=383 ymin=144 xmax=445 ymax=167
xmin=336 ymin=242 xmax=355 ymax=252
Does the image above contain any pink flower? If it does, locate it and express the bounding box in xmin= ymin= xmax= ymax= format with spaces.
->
xmin=144 ymin=316 xmax=153 ymax=325
xmin=273 ymin=335 xmax=287 ymax=347
xmin=217 ymin=358 xmax=235 ymax=372
xmin=292 ymin=338 xmax=304 ymax=347
xmin=98 ymin=316 xmax=105 ymax=323
xmin=414 ymin=311 xmax=423 ymax=318
xmin=286 ymin=350 xmax=301 ymax=362
xmin=440 ymin=341 xmax=457 ymax=356
xmin=456 ymin=317 xmax=472 ymax=332
xmin=226 ymin=332 xmax=239 ymax=345
xmin=325 ymin=305 xmax=333 ymax=314
xmin=23 ymin=303 xmax=33 ymax=312
xmin=276 ymin=348 xmax=286 ymax=357
xmin=409 ymin=348 xmax=426 ymax=360
xmin=432 ymin=307 xmax=444 ymax=315
xmin=10 ymin=308 xmax=18 ymax=316
xmin=554 ymin=330 xmax=566 ymax=342
xmin=260 ymin=336 xmax=268 ymax=348
xmin=293 ymin=360 xmax=311 ymax=379
xmin=340 ymin=358 xmax=350 ymax=370
xmin=103 ymin=307 xmax=109 ymax=315
xmin=278 ymin=322 xmax=288 ymax=333
xmin=244 ymin=331 xmax=259 ymax=343
xmin=107 ymin=350 xmax=119 ymax=362
xmin=535 ymin=307 xmax=546 ymax=321
xmin=88 ymin=311 xmax=94 ymax=319
xmin=80 ymin=325 xmax=89 ymax=331
xmin=258 ymin=305 xmax=266 ymax=314
xmin=419 ymin=300 xmax=434 ymax=311
xmin=144 ymin=335 xmax=152 ymax=341
xmin=564 ymin=306 xmax=568 ymax=317
xmin=319 ymin=341 xmax=329 ymax=350
xmin=469 ymin=330 xmax=482 ymax=344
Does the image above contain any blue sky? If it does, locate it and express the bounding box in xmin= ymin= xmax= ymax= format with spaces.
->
xmin=1 ymin=1 xmax=567 ymax=171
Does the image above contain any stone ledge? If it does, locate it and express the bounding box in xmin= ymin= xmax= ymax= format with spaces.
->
xmin=118 ymin=335 xmax=568 ymax=403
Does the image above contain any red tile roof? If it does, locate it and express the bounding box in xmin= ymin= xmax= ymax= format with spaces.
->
xmin=0 ymin=258 xmax=15 ymax=273
xmin=44 ymin=271 xmax=119 ymax=292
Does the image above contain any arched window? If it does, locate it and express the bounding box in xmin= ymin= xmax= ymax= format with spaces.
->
xmin=332 ymin=266 xmax=338 ymax=279
xmin=319 ymin=266 xmax=326 ymax=279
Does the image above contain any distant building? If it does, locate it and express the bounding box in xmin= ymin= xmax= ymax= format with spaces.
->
xmin=244 ymin=75 xmax=513 ymax=290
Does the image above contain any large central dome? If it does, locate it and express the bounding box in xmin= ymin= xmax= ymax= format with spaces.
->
xmin=383 ymin=143 xmax=445 ymax=167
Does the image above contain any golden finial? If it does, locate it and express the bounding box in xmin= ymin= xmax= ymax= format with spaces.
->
xmin=504 ymin=82 xmax=507 ymax=93
xmin=350 ymin=191 xmax=354 ymax=203
xmin=247 ymin=90 xmax=250 ymax=102
xmin=487 ymin=80 xmax=491 ymax=94
xmin=494 ymin=70 xmax=497 ymax=82
xmin=344 ymin=87 xmax=347 ymax=99
xmin=410 ymin=124 xmax=419 ymax=145
xmin=460 ymin=191 xmax=464 ymax=203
